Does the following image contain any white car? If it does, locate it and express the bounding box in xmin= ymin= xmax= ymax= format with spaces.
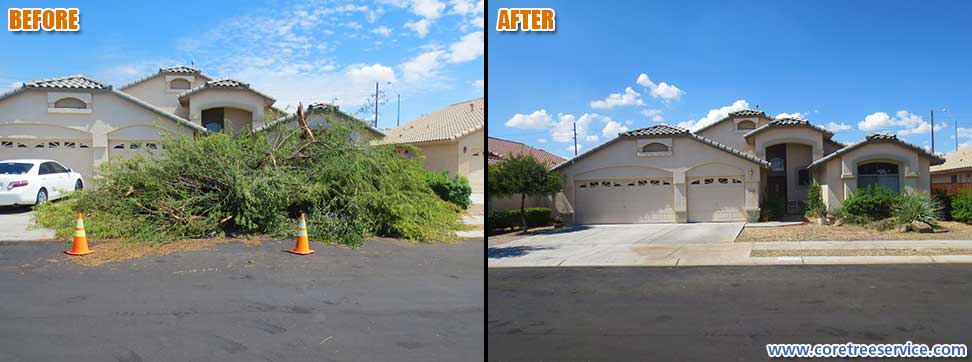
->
xmin=0 ymin=159 xmax=84 ymax=206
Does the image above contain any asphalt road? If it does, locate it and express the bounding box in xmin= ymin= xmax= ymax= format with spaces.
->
xmin=0 ymin=237 xmax=484 ymax=362
xmin=489 ymin=265 xmax=972 ymax=361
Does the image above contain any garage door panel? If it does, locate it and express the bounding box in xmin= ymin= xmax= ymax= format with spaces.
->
xmin=575 ymin=178 xmax=676 ymax=224
xmin=108 ymin=140 xmax=165 ymax=160
xmin=0 ymin=138 xmax=94 ymax=180
xmin=687 ymin=176 xmax=746 ymax=222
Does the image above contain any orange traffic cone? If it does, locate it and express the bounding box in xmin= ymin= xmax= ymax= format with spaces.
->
xmin=288 ymin=213 xmax=314 ymax=255
xmin=66 ymin=212 xmax=94 ymax=256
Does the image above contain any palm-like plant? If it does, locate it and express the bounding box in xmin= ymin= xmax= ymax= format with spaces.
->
xmin=893 ymin=192 xmax=943 ymax=228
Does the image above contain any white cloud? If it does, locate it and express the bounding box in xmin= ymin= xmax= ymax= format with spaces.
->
xmin=602 ymin=120 xmax=629 ymax=138
xmin=405 ymin=18 xmax=433 ymax=37
xmin=678 ymin=100 xmax=750 ymax=131
xmin=567 ymin=144 xmax=584 ymax=152
xmin=473 ymin=79 xmax=484 ymax=91
xmin=345 ymin=63 xmax=396 ymax=83
xmin=957 ymin=128 xmax=972 ymax=139
xmin=537 ymin=138 xmax=547 ymax=143
xmin=504 ymin=109 xmax=553 ymax=130
xmin=585 ymin=135 xmax=599 ymax=142
xmin=775 ymin=112 xmax=804 ymax=119
xmin=636 ymin=73 xmax=685 ymax=101
xmin=899 ymin=122 xmax=946 ymax=136
xmin=858 ymin=110 xmax=936 ymax=136
xmin=371 ymin=26 xmax=392 ymax=37
xmin=641 ymin=109 xmax=664 ymax=122
xmin=824 ymin=122 xmax=852 ymax=132
xmin=410 ymin=0 xmax=446 ymax=19
xmin=590 ymin=87 xmax=644 ymax=109
xmin=401 ymin=50 xmax=446 ymax=82
xmin=447 ymin=31 xmax=484 ymax=62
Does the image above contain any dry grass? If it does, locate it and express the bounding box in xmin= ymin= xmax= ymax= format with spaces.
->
xmin=59 ymin=237 xmax=263 ymax=267
xmin=737 ymin=221 xmax=972 ymax=242
xmin=753 ymin=248 xmax=972 ymax=257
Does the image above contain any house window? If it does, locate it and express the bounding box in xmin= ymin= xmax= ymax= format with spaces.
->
xmin=641 ymin=142 xmax=669 ymax=153
xmin=769 ymin=157 xmax=785 ymax=173
xmin=736 ymin=120 xmax=757 ymax=130
xmin=798 ymin=169 xmax=810 ymax=186
xmin=53 ymin=97 xmax=87 ymax=109
xmin=169 ymin=78 xmax=191 ymax=90
xmin=858 ymin=162 xmax=899 ymax=194
xmin=952 ymin=175 xmax=958 ymax=183
xmin=202 ymin=108 xmax=225 ymax=132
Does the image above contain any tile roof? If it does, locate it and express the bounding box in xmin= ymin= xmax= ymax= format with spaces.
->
xmin=743 ymin=117 xmax=834 ymax=139
xmin=160 ymin=65 xmax=201 ymax=74
xmin=177 ymin=78 xmax=276 ymax=104
xmin=23 ymin=75 xmax=110 ymax=90
xmin=555 ymin=123 xmax=770 ymax=171
xmin=488 ymin=137 xmax=566 ymax=169
xmin=693 ymin=108 xmax=772 ymax=133
xmin=932 ymin=147 xmax=972 ymax=173
xmin=809 ymin=133 xmax=945 ymax=168
xmin=622 ymin=124 xmax=690 ymax=137
xmin=380 ymin=97 xmax=484 ymax=144
xmin=252 ymin=103 xmax=385 ymax=136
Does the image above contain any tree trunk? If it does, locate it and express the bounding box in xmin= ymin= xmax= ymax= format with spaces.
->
xmin=520 ymin=193 xmax=528 ymax=232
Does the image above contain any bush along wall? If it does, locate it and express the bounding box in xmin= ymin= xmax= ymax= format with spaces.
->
xmin=33 ymin=123 xmax=463 ymax=247
xmin=425 ymin=170 xmax=472 ymax=209
xmin=487 ymin=207 xmax=552 ymax=233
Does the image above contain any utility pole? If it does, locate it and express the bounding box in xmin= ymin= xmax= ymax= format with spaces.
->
xmin=931 ymin=110 xmax=935 ymax=154
xmin=572 ymin=119 xmax=578 ymax=156
xmin=374 ymin=82 xmax=379 ymax=128
xmin=397 ymin=93 xmax=401 ymax=127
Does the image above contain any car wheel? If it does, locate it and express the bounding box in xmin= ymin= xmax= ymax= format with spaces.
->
xmin=75 ymin=180 xmax=83 ymax=191
xmin=36 ymin=188 xmax=48 ymax=205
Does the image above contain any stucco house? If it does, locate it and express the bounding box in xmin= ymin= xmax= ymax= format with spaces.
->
xmin=0 ymin=66 xmax=382 ymax=182
xmin=930 ymin=147 xmax=972 ymax=193
xmin=486 ymin=136 xmax=565 ymax=212
xmin=380 ymin=97 xmax=484 ymax=194
xmin=554 ymin=109 xmax=945 ymax=224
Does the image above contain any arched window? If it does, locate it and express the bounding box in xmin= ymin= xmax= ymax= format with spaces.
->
xmin=736 ymin=120 xmax=757 ymax=130
xmin=54 ymin=97 xmax=87 ymax=109
xmin=641 ymin=142 xmax=669 ymax=153
xmin=858 ymin=162 xmax=899 ymax=194
xmin=169 ymin=78 xmax=191 ymax=90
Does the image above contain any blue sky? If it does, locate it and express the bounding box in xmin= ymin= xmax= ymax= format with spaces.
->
xmin=488 ymin=0 xmax=972 ymax=158
xmin=0 ymin=0 xmax=483 ymax=129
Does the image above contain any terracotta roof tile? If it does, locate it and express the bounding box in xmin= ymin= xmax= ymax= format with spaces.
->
xmin=24 ymin=75 xmax=109 ymax=90
xmin=381 ymin=97 xmax=483 ymax=144
xmin=622 ymin=124 xmax=689 ymax=137
xmin=488 ymin=137 xmax=565 ymax=169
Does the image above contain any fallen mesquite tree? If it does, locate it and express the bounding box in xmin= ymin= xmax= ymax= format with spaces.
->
xmin=34 ymin=121 xmax=463 ymax=246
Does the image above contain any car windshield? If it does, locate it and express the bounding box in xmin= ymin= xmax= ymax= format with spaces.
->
xmin=0 ymin=162 xmax=34 ymax=175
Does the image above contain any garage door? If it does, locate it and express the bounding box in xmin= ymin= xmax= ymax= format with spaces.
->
xmin=0 ymin=139 xmax=94 ymax=180
xmin=574 ymin=178 xmax=676 ymax=224
xmin=687 ymin=176 xmax=746 ymax=222
xmin=108 ymin=140 xmax=164 ymax=160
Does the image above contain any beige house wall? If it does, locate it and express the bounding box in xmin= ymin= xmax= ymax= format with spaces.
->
xmin=416 ymin=141 xmax=460 ymax=176
xmin=696 ymin=115 xmax=770 ymax=153
xmin=223 ymin=107 xmax=253 ymax=135
xmin=0 ymin=89 xmax=195 ymax=181
xmin=120 ymin=74 xmax=208 ymax=118
xmin=457 ymin=129 xmax=485 ymax=193
xmin=816 ymin=142 xmax=932 ymax=209
xmin=558 ymin=136 xmax=763 ymax=222
xmin=186 ymin=89 xmax=267 ymax=128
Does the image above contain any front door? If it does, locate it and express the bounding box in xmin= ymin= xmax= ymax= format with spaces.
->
xmin=767 ymin=175 xmax=787 ymax=204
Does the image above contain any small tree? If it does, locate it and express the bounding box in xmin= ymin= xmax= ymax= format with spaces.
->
xmin=488 ymin=154 xmax=562 ymax=231
xmin=805 ymin=180 xmax=826 ymax=218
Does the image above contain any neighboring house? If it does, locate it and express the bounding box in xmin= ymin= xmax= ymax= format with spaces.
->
xmin=381 ymin=97 xmax=484 ymax=193
xmin=0 ymin=66 xmax=382 ymax=182
xmin=554 ymin=109 xmax=945 ymax=224
xmin=486 ymin=136 xmax=566 ymax=212
xmin=930 ymin=147 xmax=972 ymax=193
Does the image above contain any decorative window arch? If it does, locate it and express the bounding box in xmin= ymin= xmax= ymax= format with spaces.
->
xmin=641 ymin=142 xmax=669 ymax=153
xmin=169 ymin=78 xmax=191 ymax=90
xmin=736 ymin=120 xmax=757 ymax=130
xmin=53 ymin=97 xmax=87 ymax=109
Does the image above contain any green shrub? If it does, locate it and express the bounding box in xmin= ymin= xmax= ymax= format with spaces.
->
xmin=425 ymin=171 xmax=472 ymax=209
xmin=805 ymin=180 xmax=826 ymax=218
xmin=933 ymin=189 xmax=953 ymax=221
xmin=33 ymin=123 xmax=462 ymax=246
xmin=893 ymin=192 xmax=942 ymax=228
xmin=487 ymin=207 xmax=552 ymax=232
xmin=951 ymin=189 xmax=972 ymax=223
xmin=839 ymin=184 xmax=900 ymax=223
xmin=761 ymin=194 xmax=786 ymax=221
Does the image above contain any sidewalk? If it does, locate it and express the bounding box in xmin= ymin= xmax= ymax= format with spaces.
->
xmin=488 ymin=240 xmax=972 ymax=267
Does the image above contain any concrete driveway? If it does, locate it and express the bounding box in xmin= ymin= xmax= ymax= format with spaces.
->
xmin=0 ymin=207 xmax=55 ymax=241
xmin=488 ymin=223 xmax=744 ymax=267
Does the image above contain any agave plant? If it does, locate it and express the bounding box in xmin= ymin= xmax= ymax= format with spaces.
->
xmin=892 ymin=191 xmax=943 ymax=228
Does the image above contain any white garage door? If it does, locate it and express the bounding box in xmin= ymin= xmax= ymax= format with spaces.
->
xmin=687 ymin=176 xmax=746 ymax=222
xmin=575 ymin=178 xmax=676 ymax=224
xmin=108 ymin=140 xmax=164 ymax=160
xmin=0 ymin=139 xmax=94 ymax=180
